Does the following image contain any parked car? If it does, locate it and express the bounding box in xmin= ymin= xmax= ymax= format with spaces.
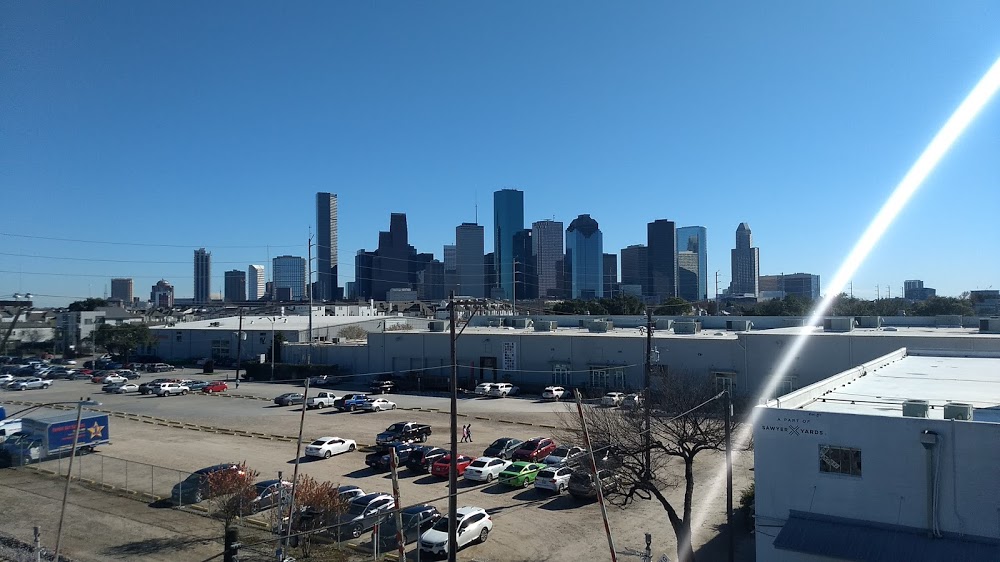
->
xmin=186 ymin=381 xmax=210 ymax=392
xmin=273 ymin=393 xmax=305 ymax=406
xmin=463 ymin=457 xmax=512 ymax=483
xmin=365 ymin=442 xmax=418 ymax=471
xmin=474 ymin=382 xmax=496 ymax=396
xmin=488 ymin=383 xmax=518 ymax=397
xmin=69 ymin=371 xmax=93 ymax=380
xmin=306 ymin=391 xmax=339 ymax=409
xmin=9 ymin=377 xmax=52 ymax=391
xmin=498 ymin=461 xmax=545 ymax=488
xmin=369 ymin=380 xmax=396 ymax=394
xmin=102 ymin=374 xmax=127 ymax=385
xmin=305 ymin=436 xmax=357 ymax=459
xmin=202 ymin=381 xmax=229 ymax=393
xmin=336 ymin=393 xmax=370 ymax=412
xmin=542 ymin=386 xmax=566 ymax=400
xmin=117 ymin=370 xmax=141 ymax=380
xmin=376 ymin=422 xmax=432 ymax=445
xmin=568 ymin=468 xmax=621 ymax=500
xmin=406 ymin=446 xmax=448 ymax=473
xmin=543 ymin=445 xmax=586 ymax=466
xmin=170 ymin=463 xmax=245 ymax=504
xmin=376 ymin=504 xmax=441 ymax=551
xmin=337 ymin=485 xmax=366 ymax=503
xmin=156 ymin=382 xmax=190 ymax=396
xmin=535 ymin=466 xmax=575 ymax=494
xmin=482 ymin=437 xmax=523 ymax=460
xmin=419 ymin=506 xmax=492 ymax=556
xmin=511 ymin=437 xmax=558 ymax=462
xmin=0 ymin=374 xmax=14 ymax=385
xmin=621 ymin=393 xmax=644 ymax=410
xmin=602 ymin=392 xmax=625 ymax=407
xmin=338 ymin=493 xmax=396 ymax=539
xmin=102 ymin=382 xmax=124 ymax=393
xmin=139 ymin=378 xmax=178 ymax=395
xmin=248 ymin=479 xmax=293 ymax=513
xmin=431 ymin=455 xmax=474 ymax=478
xmin=113 ymin=383 xmax=140 ymax=394
xmin=360 ymin=397 xmax=396 ymax=412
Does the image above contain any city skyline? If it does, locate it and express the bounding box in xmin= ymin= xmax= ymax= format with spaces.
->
xmin=2 ymin=4 xmax=998 ymax=306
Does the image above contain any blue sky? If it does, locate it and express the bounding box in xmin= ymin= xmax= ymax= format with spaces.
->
xmin=2 ymin=2 xmax=998 ymax=306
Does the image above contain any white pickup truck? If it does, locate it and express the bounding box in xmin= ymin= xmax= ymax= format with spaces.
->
xmin=306 ymin=391 xmax=339 ymax=409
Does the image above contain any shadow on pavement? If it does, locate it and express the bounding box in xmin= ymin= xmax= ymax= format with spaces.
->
xmin=478 ymin=483 xmax=516 ymax=495
xmin=412 ymin=475 xmax=444 ymax=486
xmin=693 ymin=521 xmax=756 ymax=562
xmin=104 ymin=536 xmax=214 ymax=557
xmin=342 ymin=467 xmax=374 ymax=479
xmin=148 ymin=499 xmax=174 ymax=509
xmin=538 ymin=494 xmax=583 ymax=511
xmin=286 ymin=456 xmax=322 ymax=465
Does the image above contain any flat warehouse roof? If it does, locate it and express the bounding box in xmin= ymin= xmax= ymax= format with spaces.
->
xmin=153 ymin=315 xmax=393 ymax=331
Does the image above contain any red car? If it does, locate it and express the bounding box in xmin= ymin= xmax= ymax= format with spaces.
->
xmin=202 ymin=381 xmax=229 ymax=393
xmin=511 ymin=437 xmax=558 ymax=462
xmin=430 ymin=455 xmax=474 ymax=478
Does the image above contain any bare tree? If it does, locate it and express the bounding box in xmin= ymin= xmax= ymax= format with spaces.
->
xmin=291 ymin=475 xmax=348 ymax=556
xmin=337 ymin=325 xmax=368 ymax=341
xmin=205 ymin=462 xmax=260 ymax=530
xmin=558 ymin=376 xmax=740 ymax=562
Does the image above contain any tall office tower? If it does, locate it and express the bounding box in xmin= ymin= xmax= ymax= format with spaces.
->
xmin=565 ymin=214 xmax=604 ymax=300
xmin=730 ymin=222 xmax=760 ymax=296
xmin=370 ymin=213 xmax=416 ymax=301
xmin=455 ymin=223 xmax=485 ymax=297
xmin=443 ymin=244 xmax=458 ymax=295
xmin=647 ymin=219 xmax=678 ymax=304
xmin=485 ymin=253 xmax=499 ymax=298
xmin=194 ymin=248 xmax=211 ymax=304
xmin=677 ymin=226 xmax=708 ymax=301
xmin=620 ymin=244 xmax=648 ymax=296
xmin=493 ymin=188 xmax=524 ymax=300
xmin=316 ymin=192 xmax=339 ymax=301
xmin=354 ymin=250 xmax=375 ymax=300
xmin=531 ymin=219 xmax=564 ymax=299
xmin=417 ymin=260 xmax=446 ymax=301
xmin=272 ymin=255 xmax=307 ymax=301
xmin=224 ymin=270 xmax=247 ymax=302
xmin=602 ymin=253 xmax=618 ymax=298
xmin=150 ymin=279 xmax=175 ymax=307
xmin=248 ymin=265 xmax=265 ymax=301
xmin=513 ymin=229 xmax=535 ymax=300
xmin=677 ymin=251 xmax=699 ymax=302
xmin=110 ymin=278 xmax=133 ymax=304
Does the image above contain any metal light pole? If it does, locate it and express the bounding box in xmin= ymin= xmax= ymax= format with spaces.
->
xmin=447 ymin=291 xmax=458 ymax=562
xmin=644 ymin=309 xmax=652 ymax=483
xmin=54 ymin=397 xmax=100 ymax=562
xmin=259 ymin=316 xmax=286 ymax=382
xmin=233 ymin=308 xmax=244 ymax=383
xmin=724 ymin=390 xmax=734 ymax=562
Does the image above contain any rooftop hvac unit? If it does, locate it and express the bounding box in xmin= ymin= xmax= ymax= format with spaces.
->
xmin=579 ymin=319 xmax=591 ymax=328
xmin=209 ymin=321 xmax=221 ymax=327
xmin=943 ymin=402 xmax=973 ymax=421
xmin=511 ymin=318 xmax=531 ymax=329
xmin=655 ymin=319 xmax=673 ymax=331
xmin=428 ymin=320 xmax=446 ymax=332
xmin=980 ymin=318 xmax=1000 ymax=334
xmin=534 ymin=321 xmax=558 ymax=332
xmin=823 ymin=317 xmax=855 ymax=332
xmin=858 ymin=316 xmax=883 ymax=329
xmin=673 ymin=321 xmax=701 ymax=335
xmin=935 ymin=315 xmax=962 ymax=328
xmin=902 ymin=399 xmax=929 ymax=418
xmin=726 ymin=319 xmax=753 ymax=331
xmin=588 ymin=321 xmax=611 ymax=333
xmin=486 ymin=319 xmax=502 ymax=328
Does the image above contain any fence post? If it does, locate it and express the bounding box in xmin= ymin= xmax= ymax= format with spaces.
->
xmin=178 ymin=471 xmax=183 ymax=507
xmin=57 ymin=453 xmax=62 ymax=477
xmin=125 ymin=459 xmax=128 ymax=494
xmin=101 ymin=455 xmax=104 ymax=487
xmin=151 ymin=465 xmax=154 ymax=497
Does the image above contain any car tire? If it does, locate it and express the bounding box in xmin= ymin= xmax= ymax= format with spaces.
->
xmin=350 ymin=405 xmax=356 ymax=412
xmin=522 ymin=478 xmax=530 ymax=488
xmin=390 ymin=404 xmax=396 ymax=410
xmin=479 ymin=527 xmax=489 ymax=543
xmin=324 ymin=450 xmax=332 ymax=459
xmin=348 ymin=444 xmax=356 ymax=452
xmin=181 ymin=390 xmax=188 ymax=395
xmin=558 ymin=483 xmax=566 ymax=493
xmin=351 ymin=525 xmax=362 ymax=539
xmin=486 ymin=474 xmax=494 ymax=483
xmin=373 ymin=406 xmax=380 ymax=412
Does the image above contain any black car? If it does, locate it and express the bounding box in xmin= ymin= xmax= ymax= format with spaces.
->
xmin=567 ymin=468 xmax=621 ymax=501
xmin=369 ymin=380 xmax=396 ymax=394
xmin=170 ymin=463 xmax=245 ymax=505
xmin=483 ymin=437 xmax=524 ymax=460
xmin=376 ymin=504 xmax=442 ymax=551
xmin=406 ymin=446 xmax=448 ymax=473
xmin=274 ymin=392 xmax=305 ymax=406
xmin=365 ymin=442 xmax=418 ymax=471
xmin=247 ymin=479 xmax=292 ymax=513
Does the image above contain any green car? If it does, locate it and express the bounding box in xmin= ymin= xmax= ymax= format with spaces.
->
xmin=498 ymin=462 xmax=545 ymax=488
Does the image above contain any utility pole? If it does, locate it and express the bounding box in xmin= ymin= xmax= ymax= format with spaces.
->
xmin=33 ymin=526 xmax=41 ymax=562
xmin=574 ymin=389 xmax=618 ymax=562
xmin=644 ymin=308 xmax=653 ymax=483
xmin=448 ymin=291 xmax=458 ymax=562
xmin=714 ymin=271 xmax=720 ymax=315
xmin=285 ymin=378 xmax=310 ymax=549
xmin=724 ymin=390 xmax=734 ymax=562
xmin=389 ymin=449 xmax=406 ymax=560
xmin=307 ymin=232 xmax=313 ymax=366
xmin=234 ymin=308 xmax=243 ymax=384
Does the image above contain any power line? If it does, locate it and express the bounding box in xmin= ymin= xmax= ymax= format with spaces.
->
xmin=0 ymin=232 xmax=300 ymax=249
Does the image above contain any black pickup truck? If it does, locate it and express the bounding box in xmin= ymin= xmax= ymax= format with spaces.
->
xmin=364 ymin=442 xmax=419 ymax=471
xmin=375 ymin=421 xmax=432 ymax=445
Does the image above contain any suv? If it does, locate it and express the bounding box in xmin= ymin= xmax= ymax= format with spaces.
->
xmin=338 ymin=493 xmax=396 ymax=539
xmin=488 ymin=383 xmax=517 ymax=397
xmin=140 ymin=378 xmax=178 ymax=395
xmin=171 ymin=463 xmax=245 ymax=504
xmin=568 ymin=468 xmax=621 ymax=500
xmin=511 ymin=437 xmax=558 ymax=462
xmin=419 ymin=506 xmax=492 ymax=556
xmin=156 ymin=382 xmax=190 ymax=396
xmin=335 ymin=393 xmax=369 ymax=412
xmin=369 ymin=380 xmax=396 ymax=394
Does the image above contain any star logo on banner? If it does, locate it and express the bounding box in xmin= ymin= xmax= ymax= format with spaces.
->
xmin=87 ymin=421 xmax=105 ymax=439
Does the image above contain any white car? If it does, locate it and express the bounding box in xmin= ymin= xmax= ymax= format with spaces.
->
xmin=419 ymin=506 xmax=493 ymax=556
xmin=114 ymin=383 xmax=140 ymax=394
xmin=534 ymin=465 xmax=574 ymax=494
xmin=488 ymin=383 xmax=518 ymax=397
xmin=103 ymin=374 xmax=127 ymax=385
xmin=305 ymin=436 xmax=357 ymax=459
xmin=474 ymin=382 xmax=496 ymax=396
xmin=601 ymin=392 xmax=625 ymax=407
xmin=360 ymin=398 xmax=396 ymax=412
xmin=463 ymin=457 xmax=512 ymax=483
xmin=543 ymin=445 xmax=586 ymax=466
xmin=156 ymin=382 xmax=190 ymax=396
xmin=542 ymin=386 xmax=566 ymax=400
xmin=0 ymin=374 xmax=14 ymax=385
xmin=622 ymin=393 xmax=644 ymax=409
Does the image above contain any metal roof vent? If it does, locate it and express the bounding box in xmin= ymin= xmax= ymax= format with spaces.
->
xmin=823 ymin=317 xmax=855 ymax=332
xmin=588 ymin=321 xmax=611 ymax=333
xmin=944 ymin=402 xmax=973 ymax=421
xmin=726 ymin=319 xmax=753 ymax=331
xmin=980 ymin=318 xmax=1000 ymax=334
xmin=902 ymin=399 xmax=929 ymax=418
xmin=428 ymin=320 xmax=446 ymax=332
xmin=673 ymin=321 xmax=701 ymax=335
xmin=534 ymin=321 xmax=557 ymax=332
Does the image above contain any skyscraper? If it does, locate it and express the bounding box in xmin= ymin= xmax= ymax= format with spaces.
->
xmin=620 ymin=244 xmax=648 ymax=296
xmin=677 ymin=251 xmax=699 ymax=302
xmin=273 ymin=255 xmax=307 ymax=301
xmin=316 ymin=192 xmax=339 ymax=301
xmin=194 ymin=248 xmax=211 ymax=304
xmin=566 ymin=214 xmax=604 ymax=300
xmin=493 ymin=189 xmax=524 ymax=300
xmin=110 ymin=278 xmax=133 ymax=304
xmin=677 ymin=226 xmax=708 ymax=301
xmin=455 ymin=223 xmax=485 ymax=298
xmin=730 ymin=223 xmax=760 ymax=296
xmin=603 ymin=253 xmax=618 ymax=298
xmin=370 ymin=213 xmax=415 ymax=301
xmin=443 ymin=244 xmax=457 ymax=295
xmin=151 ymin=279 xmax=174 ymax=307
xmin=248 ymin=265 xmax=265 ymax=301
xmin=647 ymin=219 xmax=678 ymax=304
xmin=531 ymin=219 xmax=564 ymax=299
xmin=224 ymin=270 xmax=247 ymax=302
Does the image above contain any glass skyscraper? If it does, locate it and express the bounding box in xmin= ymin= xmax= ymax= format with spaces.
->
xmin=193 ymin=248 xmax=211 ymax=304
xmin=493 ymin=189 xmax=524 ymax=300
xmin=316 ymin=192 xmax=339 ymax=301
xmin=566 ymin=214 xmax=604 ymax=300
xmin=456 ymin=223 xmax=485 ymax=298
xmin=273 ymin=255 xmax=307 ymax=301
xmin=531 ymin=219 xmax=563 ymax=299
xmin=677 ymin=226 xmax=708 ymax=301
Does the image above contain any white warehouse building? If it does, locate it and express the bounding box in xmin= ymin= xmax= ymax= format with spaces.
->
xmin=755 ymin=348 xmax=1000 ymax=561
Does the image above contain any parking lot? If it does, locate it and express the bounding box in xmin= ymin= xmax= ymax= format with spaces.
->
xmin=1 ymin=370 xmax=755 ymax=561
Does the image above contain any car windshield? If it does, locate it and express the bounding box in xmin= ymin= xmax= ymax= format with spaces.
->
xmin=519 ymin=440 xmax=539 ymax=450
xmin=347 ymin=502 xmax=368 ymax=516
xmin=488 ymin=439 xmax=507 ymax=448
xmin=550 ymin=447 xmax=569 ymax=457
xmin=432 ymin=517 xmax=450 ymax=532
xmin=469 ymin=460 xmax=487 ymax=468
xmin=310 ymin=439 xmax=328 ymax=446
xmin=538 ymin=470 xmax=556 ymax=478
xmin=386 ymin=423 xmax=406 ymax=432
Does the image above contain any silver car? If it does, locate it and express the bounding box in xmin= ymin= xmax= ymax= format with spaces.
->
xmin=534 ymin=466 xmax=574 ymax=494
xmin=10 ymin=377 xmax=52 ymax=391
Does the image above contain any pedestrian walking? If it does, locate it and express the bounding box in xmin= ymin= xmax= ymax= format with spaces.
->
xmin=235 ymin=378 xmax=240 ymax=390
xmin=467 ymin=423 xmax=473 ymax=442
xmin=461 ymin=424 xmax=469 ymax=442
